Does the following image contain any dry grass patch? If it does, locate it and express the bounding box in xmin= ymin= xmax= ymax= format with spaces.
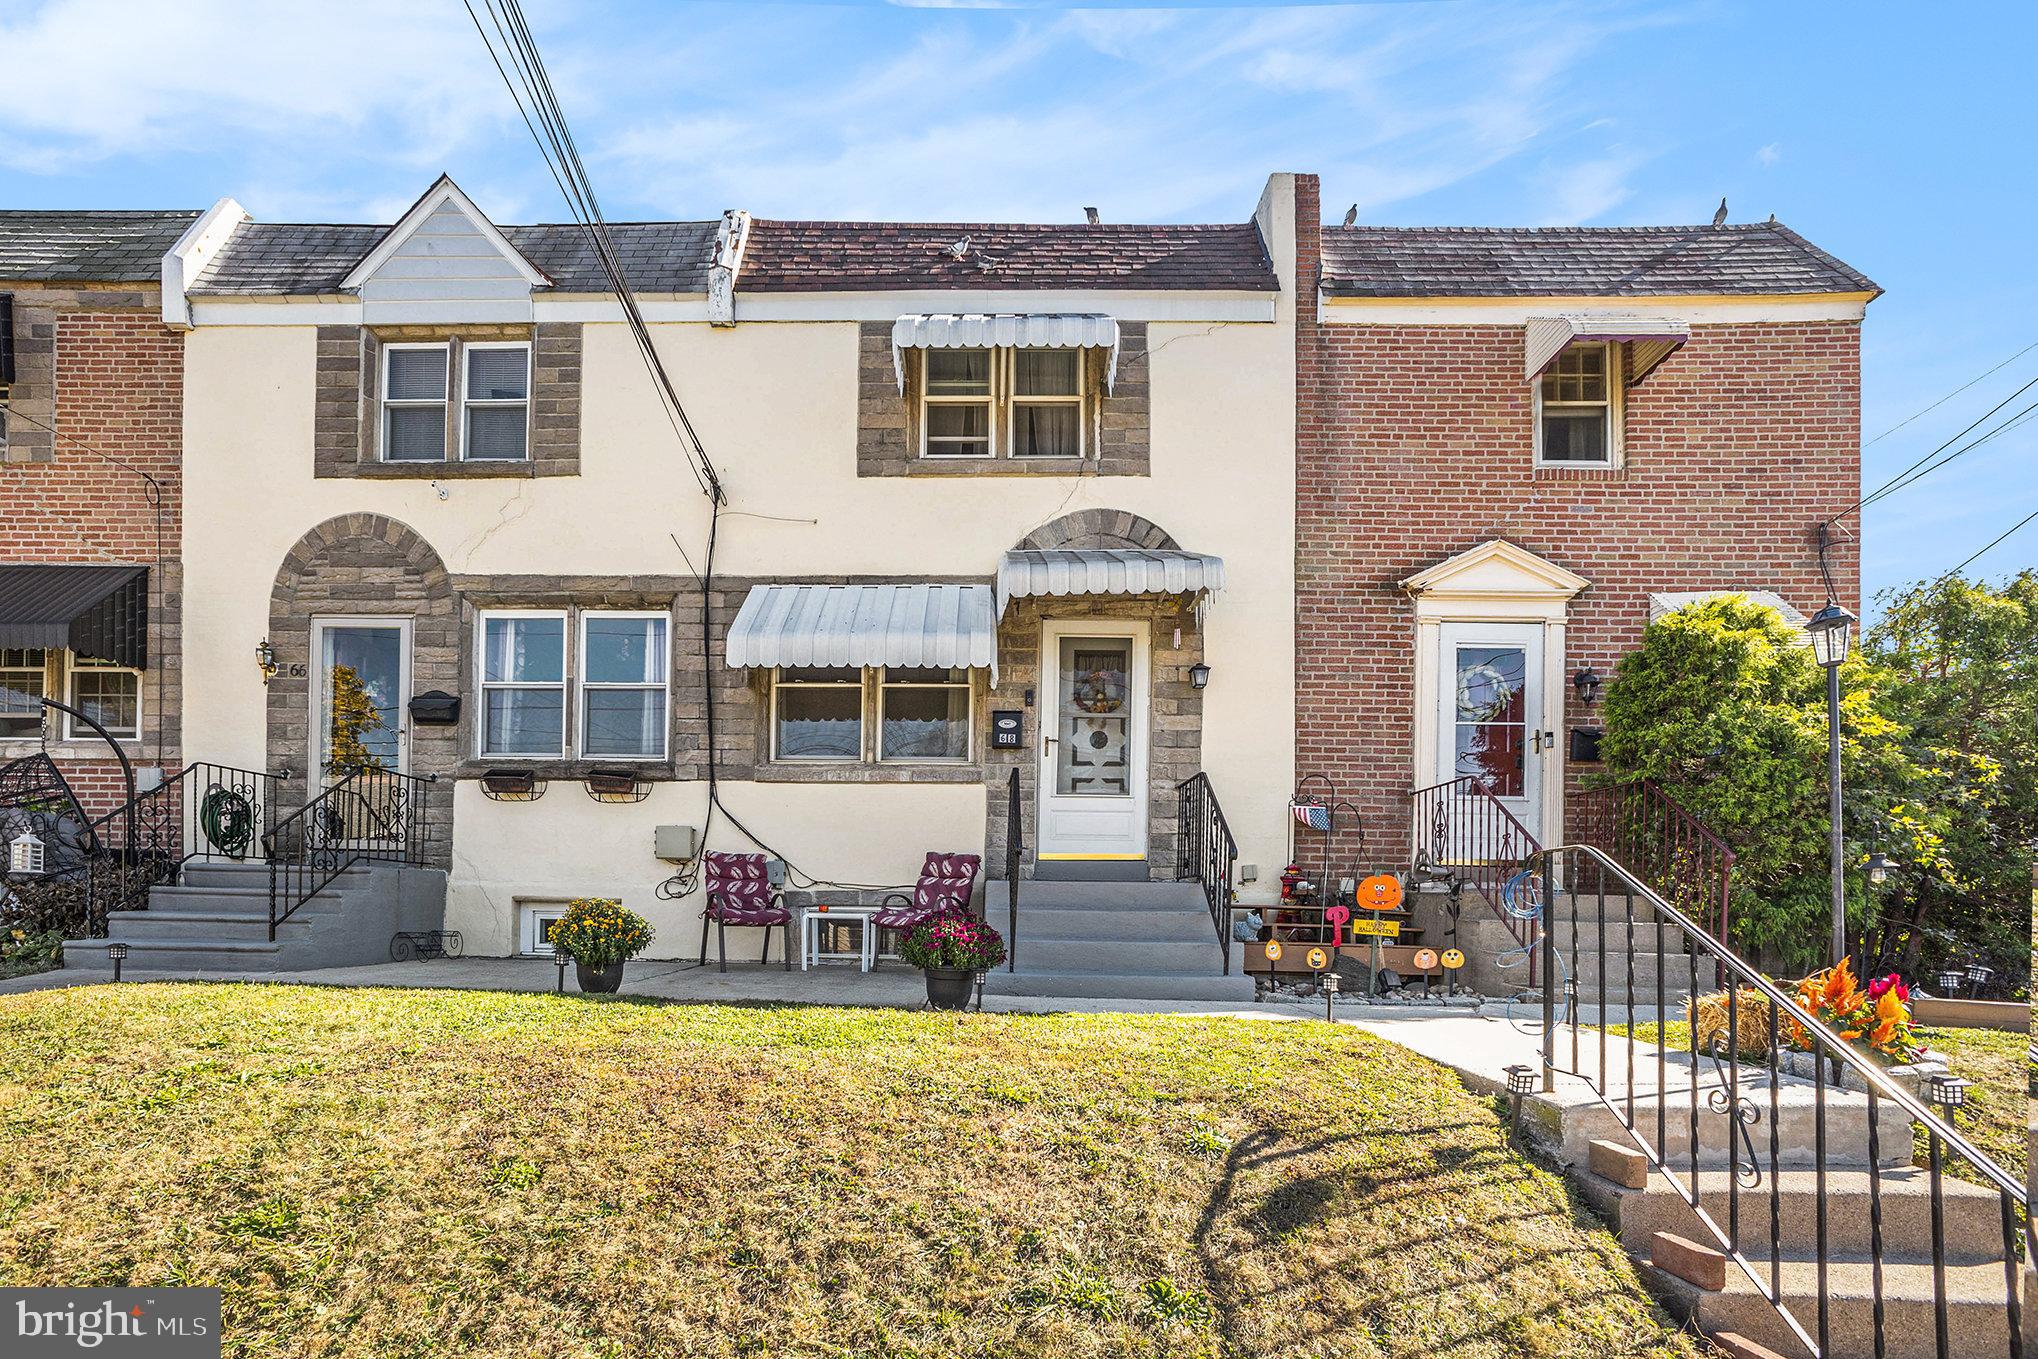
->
xmin=0 ymin=984 xmax=1704 ymax=1358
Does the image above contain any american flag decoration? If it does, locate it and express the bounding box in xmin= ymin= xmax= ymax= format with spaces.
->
xmin=1292 ymin=801 xmax=1332 ymax=832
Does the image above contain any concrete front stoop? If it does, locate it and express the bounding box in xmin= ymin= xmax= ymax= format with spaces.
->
xmin=981 ymin=880 xmax=1256 ymax=1003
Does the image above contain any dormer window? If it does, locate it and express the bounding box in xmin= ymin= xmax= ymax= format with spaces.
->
xmin=918 ymin=347 xmax=1088 ymax=460
xmin=380 ymin=339 xmax=531 ymax=464
xmin=1535 ymin=341 xmax=1621 ymax=466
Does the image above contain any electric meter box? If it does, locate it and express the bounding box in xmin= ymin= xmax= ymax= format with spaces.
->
xmin=654 ymin=825 xmax=700 ymax=862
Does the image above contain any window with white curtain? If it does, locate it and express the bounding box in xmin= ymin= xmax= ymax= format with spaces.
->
xmin=919 ymin=347 xmax=1087 ymax=460
xmin=771 ymin=667 xmax=864 ymax=761
xmin=879 ymin=667 xmax=971 ymax=761
xmin=1536 ymin=342 xmax=1620 ymax=466
xmin=579 ymin=612 xmax=667 ymax=759
xmin=478 ymin=612 xmax=566 ymax=756
xmin=463 ymin=343 xmax=530 ymax=461
xmin=383 ymin=344 xmax=450 ymax=462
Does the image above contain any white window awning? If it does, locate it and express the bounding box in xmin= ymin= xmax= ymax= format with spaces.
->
xmin=996 ymin=549 xmax=1224 ymax=615
xmin=725 ymin=583 xmax=998 ymax=679
xmin=1525 ymin=314 xmax=1691 ymax=386
xmin=891 ymin=313 xmax=1122 ymax=394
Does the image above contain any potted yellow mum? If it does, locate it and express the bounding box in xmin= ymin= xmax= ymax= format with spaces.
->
xmin=550 ymin=897 xmax=653 ymax=994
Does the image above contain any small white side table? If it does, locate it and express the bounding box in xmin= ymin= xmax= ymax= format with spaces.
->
xmin=800 ymin=906 xmax=879 ymax=971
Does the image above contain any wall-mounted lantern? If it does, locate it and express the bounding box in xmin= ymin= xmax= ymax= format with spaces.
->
xmin=1188 ymin=662 xmax=1212 ymax=691
xmin=255 ymin=639 xmax=279 ymax=685
xmin=1572 ymin=666 xmax=1603 ymax=705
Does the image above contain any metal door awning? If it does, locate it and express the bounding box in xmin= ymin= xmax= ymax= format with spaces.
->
xmin=0 ymin=565 xmax=148 ymax=667
xmin=725 ymin=582 xmax=998 ymax=679
xmin=996 ymin=549 xmax=1224 ymax=615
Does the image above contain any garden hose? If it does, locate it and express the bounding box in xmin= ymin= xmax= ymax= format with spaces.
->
xmin=1494 ymin=868 xmax=1572 ymax=1035
xmin=200 ymin=785 xmax=255 ymax=860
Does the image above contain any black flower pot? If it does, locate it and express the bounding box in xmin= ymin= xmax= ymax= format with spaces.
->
xmin=576 ymin=960 xmax=626 ymax=994
xmin=924 ymin=966 xmax=975 ymax=1011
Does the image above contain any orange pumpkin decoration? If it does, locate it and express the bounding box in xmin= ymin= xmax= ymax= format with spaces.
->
xmin=1357 ymin=874 xmax=1404 ymax=911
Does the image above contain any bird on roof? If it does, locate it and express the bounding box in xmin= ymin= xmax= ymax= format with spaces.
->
xmin=1711 ymin=198 xmax=1729 ymax=228
xmin=942 ymin=236 xmax=972 ymax=260
xmin=1343 ymin=204 xmax=1358 ymax=228
xmin=1084 ymin=207 xmax=1100 ymax=225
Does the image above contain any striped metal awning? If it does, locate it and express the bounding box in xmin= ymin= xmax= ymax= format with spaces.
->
xmin=891 ymin=313 xmax=1122 ymax=393
xmin=0 ymin=565 xmax=148 ymax=667
xmin=725 ymin=583 xmax=998 ymax=679
xmin=996 ymin=549 xmax=1224 ymax=614
xmin=1524 ymin=314 xmax=1690 ymax=386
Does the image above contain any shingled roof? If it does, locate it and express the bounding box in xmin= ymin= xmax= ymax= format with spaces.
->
xmin=189 ymin=220 xmax=722 ymax=296
xmin=741 ymin=220 xmax=1276 ymax=292
xmin=1318 ymin=221 xmax=1877 ymax=298
xmin=0 ymin=211 xmax=200 ymax=283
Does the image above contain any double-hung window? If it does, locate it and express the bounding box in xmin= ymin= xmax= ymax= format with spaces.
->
xmin=383 ymin=344 xmax=451 ymax=462
xmin=0 ymin=649 xmax=46 ymax=739
xmin=878 ymin=667 xmax=971 ymax=761
xmin=771 ymin=668 xmax=864 ymax=761
xmin=579 ymin=612 xmax=668 ymax=760
xmin=1536 ymin=342 xmax=1619 ymax=466
xmin=479 ymin=612 xmax=566 ymax=756
xmin=382 ymin=340 xmax=531 ymax=464
xmin=919 ymin=347 xmax=1087 ymax=460
xmin=66 ymin=657 xmax=140 ymax=741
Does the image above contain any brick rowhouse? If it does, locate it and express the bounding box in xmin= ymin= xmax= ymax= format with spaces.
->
xmin=1289 ymin=172 xmax=1865 ymax=869
xmin=1 ymin=283 xmax=184 ymax=813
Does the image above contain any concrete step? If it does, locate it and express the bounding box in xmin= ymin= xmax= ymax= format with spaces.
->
xmin=1649 ymin=1253 xmax=2022 ymax=1359
xmin=1457 ymin=912 xmax=1693 ymax=955
xmin=105 ymin=909 xmax=316 ymax=946
xmin=984 ymin=880 xmax=1210 ymax=913
xmin=1579 ymin=1165 xmax=2011 ymax=1264
xmin=985 ymin=966 xmax=1257 ymax=1003
xmin=177 ymin=861 xmax=373 ymax=889
xmin=1001 ymin=908 xmax=1217 ymax=944
xmin=1013 ymin=937 xmax=1223 ymax=973
xmin=143 ymin=885 xmax=348 ymax=917
xmin=1538 ymin=1078 xmax=1909 ymax=1173
xmin=64 ymin=936 xmax=284 ymax=974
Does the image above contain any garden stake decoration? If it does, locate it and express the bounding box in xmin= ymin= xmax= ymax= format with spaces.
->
xmin=1355 ymin=874 xmax=1402 ymax=996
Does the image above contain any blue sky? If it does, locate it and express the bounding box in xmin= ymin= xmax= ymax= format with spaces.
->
xmin=2 ymin=0 xmax=2030 ymax=603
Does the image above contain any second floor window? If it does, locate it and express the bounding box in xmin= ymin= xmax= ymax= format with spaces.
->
xmin=920 ymin=347 xmax=1086 ymax=460
xmin=383 ymin=340 xmax=531 ymax=464
xmin=1536 ymin=342 xmax=1619 ymax=466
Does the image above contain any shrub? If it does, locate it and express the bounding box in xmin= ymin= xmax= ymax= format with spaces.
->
xmin=899 ymin=909 xmax=1006 ymax=971
xmin=548 ymin=897 xmax=653 ymax=967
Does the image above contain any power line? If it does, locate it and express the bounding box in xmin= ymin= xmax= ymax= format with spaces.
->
xmin=1833 ymin=375 xmax=2038 ymax=523
xmin=1939 ymin=506 xmax=2038 ymax=582
xmin=1864 ymin=338 xmax=2038 ymax=447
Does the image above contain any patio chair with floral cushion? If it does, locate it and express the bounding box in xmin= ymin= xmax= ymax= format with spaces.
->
xmin=874 ymin=852 xmax=982 ymax=958
xmin=699 ymin=850 xmax=791 ymax=973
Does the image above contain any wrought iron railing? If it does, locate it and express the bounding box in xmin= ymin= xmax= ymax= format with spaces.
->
xmin=1176 ymin=772 xmax=1237 ymax=972
xmin=1407 ymin=775 xmax=1543 ymax=960
xmin=1573 ymin=778 xmax=1735 ymax=945
xmin=85 ymin=761 xmax=284 ymax=931
xmin=1003 ymin=767 xmax=1022 ymax=973
xmin=263 ymin=766 xmax=434 ymax=940
xmin=1540 ymin=843 xmax=2026 ymax=1358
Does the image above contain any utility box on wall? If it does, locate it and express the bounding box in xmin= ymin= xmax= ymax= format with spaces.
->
xmin=654 ymin=825 xmax=699 ymax=862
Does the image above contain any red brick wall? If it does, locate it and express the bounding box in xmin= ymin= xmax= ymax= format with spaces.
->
xmin=1291 ymin=173 xmax=1863 ymax=867
xmin=0 ymin=298 xmax=183 ymax=802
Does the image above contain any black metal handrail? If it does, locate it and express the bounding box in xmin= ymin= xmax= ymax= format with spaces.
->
xmin=84 ymin=761 xmax=284 ymax=933
xmin=1004 ymin=767 xmax=1022 ymax=972
xmin=1541 ymin=842 xmax=2024 ymax=1358
xmin=1573 ymin=777 xmax=1736 ymax=945
xmin=1407 ymin=775 xmax=1542 ymax=969
xmin=1175 ymin=772 xmax=1236 ymax=972
xmin=263 ymin=766 xmax=434 ymax=941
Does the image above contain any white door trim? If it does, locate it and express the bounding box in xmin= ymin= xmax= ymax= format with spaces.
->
xmin=1431 ymin=621 xmax=1548 ymax=841
xmin=1036 ymin=618 xmax=1150 ymax=861
xmin=309 ymin=616 xmax=413 ymax=782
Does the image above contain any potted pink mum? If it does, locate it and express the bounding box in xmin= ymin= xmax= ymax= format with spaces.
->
xmin=899 ymin=909 xmax=1006 ymax=1010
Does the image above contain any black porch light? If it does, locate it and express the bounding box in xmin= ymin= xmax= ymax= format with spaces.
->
xmin=1572 ymin=666 xmax=1603 ymax=705
xmin=106 ymin=941 xmax=128 ymax=983
xmin=1188 ymin=662 xmax=1211 ymax=691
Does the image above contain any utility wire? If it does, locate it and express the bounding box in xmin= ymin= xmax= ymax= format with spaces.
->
xmin=1864 ymin=338 xmax=2038 ymax=447
xmin=1829 ymin=376 xmax=2038 ymax=523
xmin=1938 ymin=507 xmax=2038 ymax=583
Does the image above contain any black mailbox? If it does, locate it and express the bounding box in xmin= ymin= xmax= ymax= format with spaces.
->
xmin=409 ymin=690 xmax=461 ymax=726
xmin=990 ymin=710 xmax=1024 ymax=750
xmin=1569 ymin=726 xmax=1603 ymax=763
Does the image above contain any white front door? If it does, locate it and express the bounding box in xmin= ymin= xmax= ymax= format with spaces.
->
xmin=310 ymin=618 xmax=412 ymax=783
xmin=1435 ymin=620 xmax=1549 ymax=842
xmin=1037 ymin=620 xmax=1149 ymax=863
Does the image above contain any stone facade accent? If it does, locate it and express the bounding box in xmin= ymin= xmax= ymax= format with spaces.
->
xmin=312 ymin=322 xmax=582 ymax=479
xmin=267 ymin=514 xmax=458 ymax=865
xmin=0 ymin=285 xmax=181 ymax=812
xmin=1289 ymin=172 xmax=1863 ymax=871
xmin=855 ymin=320 xmax=1151 ymax=477
xmin=1015 ymin=508 xmax=1180 ymax=552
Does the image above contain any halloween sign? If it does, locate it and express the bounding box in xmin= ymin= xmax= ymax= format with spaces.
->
xmin=1322 ymin=902 xmax=1351 ymax=944
xmin=1348 ymin=917 xmax=1401 ymax=939
xmin=1305 ymin=946 xmax=1329 ymax=971
xmin=1264 ymin=940 xmax=1284 ymax=962
xmin=1441 ymin=948 xmax=1466 ymax=970
xmin=1356 ymin=875 xmax=1404 ymax=912
xmin=1413 ymin=947 xmax=1440 ymax=971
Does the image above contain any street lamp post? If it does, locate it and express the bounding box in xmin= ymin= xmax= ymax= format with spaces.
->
xmin=1807 ymin=603 xmax=1856 ymax=967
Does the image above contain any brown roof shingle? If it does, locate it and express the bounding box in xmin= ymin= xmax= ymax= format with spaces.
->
xmin=1319 ymin=221 xmax=1878 ymax=298
xmin=740 ymin=220 xmax=1277 ymax=292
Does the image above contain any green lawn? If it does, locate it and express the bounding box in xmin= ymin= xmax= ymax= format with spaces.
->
xmin=1603 ymin=1020 xmax=2025 ymax=1188
xmin=0 ymin=984 xmax=1707 ymax=1359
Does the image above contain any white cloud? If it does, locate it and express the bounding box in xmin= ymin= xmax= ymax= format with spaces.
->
xmin=1757 ymin=142 xmax=1783 ymax=166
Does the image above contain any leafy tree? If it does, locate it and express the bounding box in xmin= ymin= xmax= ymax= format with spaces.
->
xmin=1857 ymin=571 xmax=2036 ymax=990
xmin=1596 ymin=596 xmax=1924 ymax=970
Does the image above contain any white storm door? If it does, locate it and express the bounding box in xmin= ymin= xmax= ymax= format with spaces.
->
xmin=311 ymin=618 xmax=412 ymax=784
xmin=1435 ymin=621 xmax=1546 ymax=843
xmin=1036 ymin=620 xmax=1148 ymax=862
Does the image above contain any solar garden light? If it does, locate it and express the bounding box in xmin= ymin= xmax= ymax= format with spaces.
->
xmin=1321 ymin=968 xmax=1339 ymax=1021
xmin=1965 ymin=963 xmax=1993 ymax=995
xmin=1806 ymin=601 xmax=1855 ymax=968
xmin=974 ymin=969 xmax=988 ymax=1011
xmin=106 ymin=941 xmax=128 ymax=983
xmin=1925 ymin=1073 xmax=1969 ymax=1126
xmin=1936 ymin=968 xmax=1965 ymax=996
xmin=554 ymin=948 xmax=570 ymax=995
xmin=1503 ymin=1063 xmax=1536 ymax=1135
